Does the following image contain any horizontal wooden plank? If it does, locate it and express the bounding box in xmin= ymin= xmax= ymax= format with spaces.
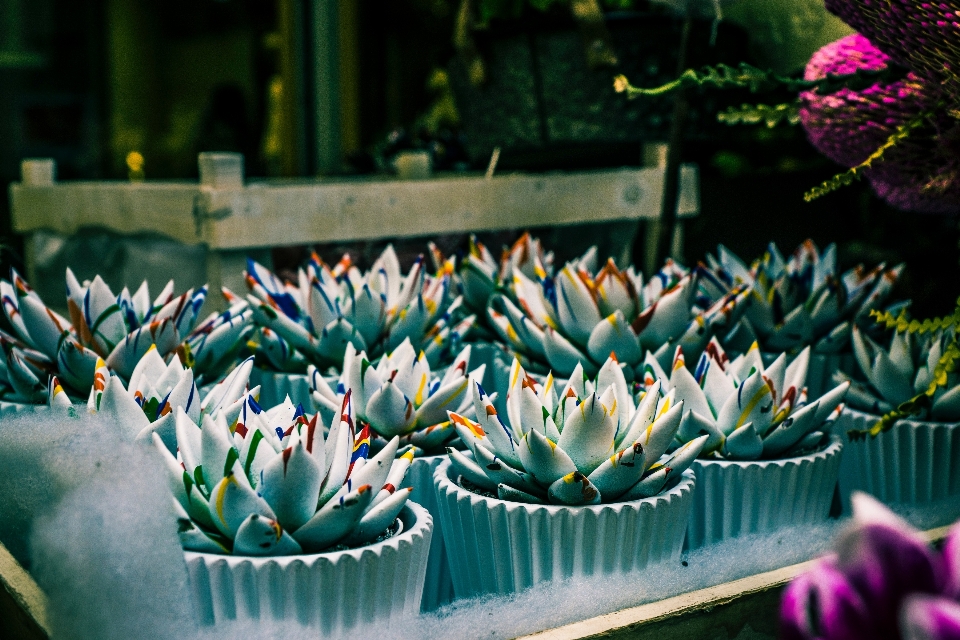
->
xmin=519 ymin=525 xmax=953 ymax=640
xmin=0 ymin=525 xmax=950 ymax=640
xmin=10 ymin=167 xmax=699 ymax=250
xmin=0 ymin=542 xmax=50 ymax=640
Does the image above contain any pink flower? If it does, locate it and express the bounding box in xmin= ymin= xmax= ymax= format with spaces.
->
xmin=782 ymin=494 xmax=960 ymax=640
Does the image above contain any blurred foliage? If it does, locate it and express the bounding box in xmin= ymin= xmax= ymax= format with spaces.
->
xmin=473 ymin=0 xmax=641 ymax=24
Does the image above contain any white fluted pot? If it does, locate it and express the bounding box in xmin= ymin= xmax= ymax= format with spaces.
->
xmin=833 ymin=407 xmax=960 ymax=511
xmin=434 ymin=459 xmax=696 ymax=599
xmin=403 ymin=455 xmax=454 ymax=611
xmin=686 ymin=436 xmax=842 ymax=549
xmin=250 ymin=368 xmax=312 ymax=409
xmin=184 ymin=502 xmax=432 ymax=633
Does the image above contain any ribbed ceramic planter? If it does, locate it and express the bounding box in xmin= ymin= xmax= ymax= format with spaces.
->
xmin=434 ymin=459 xmax=695 ymax=599
xmin=184 ymin=502 xmax=432 ymax=633
xmin=833 ymin=407 xmax=960 ymax=510
xmin=403 ymin=455 xmax=454 ymax=611
xmin=249 ymin=367 xmax=312 ymax=409
xmin=760 ymin=351 xmax=856 ymax=398
xmin=686 ymin=436 xmax=842 ymax=549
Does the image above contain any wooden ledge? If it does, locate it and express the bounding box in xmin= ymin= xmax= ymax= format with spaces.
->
xmin=519 ymin=525 xmax=952 ymax=640
xmin=0 ymin=544 xmax=50 ymax=640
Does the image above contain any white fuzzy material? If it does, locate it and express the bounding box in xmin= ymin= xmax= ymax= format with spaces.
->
xmin=0 ymin=410 xmax=954 ymax=640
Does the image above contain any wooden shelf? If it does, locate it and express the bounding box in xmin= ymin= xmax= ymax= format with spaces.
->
xmin=3 ymin=526 xmax=949 ymax=640
xmin=10 ymin=166 xmax=699 ymax=250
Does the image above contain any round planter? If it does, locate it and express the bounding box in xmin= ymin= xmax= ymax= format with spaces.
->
xmin=433 ymin=458 xmax=696 ymax=599
xmin=403 ymin=455 xmax=455 ymax=611
xmin=832 ymin=407 xmax=960 ymax=511
xmin=249 ymin=367 xmax=312 ymax=409
xmin=686 ymin=436 xmax=843 ymax=549
xmin=184 ymin=502 xmax=433 ymax=633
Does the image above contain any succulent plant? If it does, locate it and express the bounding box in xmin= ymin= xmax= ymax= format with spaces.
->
xmin=86 ymin=349 xmax=257 ymax=452
xmin=308 ymin=339 xmax=487 ymax=456
xmin=708 ymin=241 xmax=904 ymax=354
xmin=642 ymin=338 xmax=849 ymax=460
xmin=781 ymin=492 xmax=960 ymax=640
xmin=0 ymin=268 xmax=211 ymax=402
xmin=445 ymin=356 xmax=707 ymax=505
xmin=837 ymin=326 xmax=960 ymax=421
xmin=486 ymin=251 xmax=749 ymax=379
xmin=242 ymin=247 xmax=475 ymax=372
xmin=454 ymin=232 xmax=555 ymax=312
xmin=155 ymin=389 xmax=414 ymax=555
xmin=179 ymin=298 xmax=255 ymax=383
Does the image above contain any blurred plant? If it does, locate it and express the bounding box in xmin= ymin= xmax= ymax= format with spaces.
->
xmin=471 ymin=0 xmax=643 ymax=24
xmin=614 ymin=3 xmax=960 ymax=213
xmin=781 ymin=492 xmax=960 ymax=640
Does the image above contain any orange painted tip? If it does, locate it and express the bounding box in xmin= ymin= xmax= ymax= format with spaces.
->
xmin=357 ymin=484 xmax=372 ymax=494
xmin=485 ymin=405 xmax=498 ymax=416
xmin=609 ymin=351 xmax=618 ymax=363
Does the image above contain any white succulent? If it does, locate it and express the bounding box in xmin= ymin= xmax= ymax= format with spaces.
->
xmin=243 ymin=248 xmax=475 ymax=371
xmin=709 ymin=241 xmax=904 ymax=353
xmin=838 ymin=326 xmax=960 ymax=420
xmin=84 ymin=350 xmax=257 ymax=452
xmin=446 ymin=357 xmax=707 ymax=505
xmin=0 ymin=268 xmax=210 ymax=402
xmin=488 ymin=253 xmax=749 ymax=380
xmin=642 ymin=338 xmax=849 ymax=460
xmin=308 ymin=339 xmax=487 ymax=455
xmin=155 ymin=390 xmax=414 ymax=556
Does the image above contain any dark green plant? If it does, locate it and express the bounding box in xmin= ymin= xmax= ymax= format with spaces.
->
xmin=476 ymin=0 xmax=641 ymax=23
xmin=717 ymin=102 xmax=800 ymax=128
xmin=614 ymin=61 xmax=914 ymax=202
xmin=850 ymin=296 xmax=960 ymax=437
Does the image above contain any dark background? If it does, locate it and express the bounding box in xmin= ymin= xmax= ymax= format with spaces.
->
xmin=1 ymin=0 xmax=954 ymax=318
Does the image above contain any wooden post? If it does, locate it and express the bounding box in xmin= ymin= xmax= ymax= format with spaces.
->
xmin=635 ymin=12 xmax=693 ymax=272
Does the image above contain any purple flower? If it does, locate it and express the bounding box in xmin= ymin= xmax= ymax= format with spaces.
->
xmin=900 ymin=595 xmax=960 ymax=640
xmin=823 ymin=0 xmax=960 ymax=101
xmin=799 ymin=34 xmax=960 ymax=215
xmin=944 ymin=523 xmax=960 ymax=599
xmin=781 ymin=558 xmax=873 ymax=640
xmin=782 ymin=493 xmax=960 ymax=640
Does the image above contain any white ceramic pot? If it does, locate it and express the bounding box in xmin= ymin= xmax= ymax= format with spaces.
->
xmin=184 ymin=502 xmax=432 ymax=632
xmin=686 ymin=436 xmax=842 ymax=549
xmin=403 ymin=455 xmax=454 ymax=611
xmin=433 ymin=459 xmax=696 ymax=599
xmin=249 ymin=367 xmax=312 ymax=409
xmin=833 ymin=407 xmax=960 ymax=511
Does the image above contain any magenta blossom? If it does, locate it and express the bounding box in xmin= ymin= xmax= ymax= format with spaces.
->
xmin=781 ymin=492 xmax=960 ymax=640
xmin=799 ymin=34 xmax=960 ymax=215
